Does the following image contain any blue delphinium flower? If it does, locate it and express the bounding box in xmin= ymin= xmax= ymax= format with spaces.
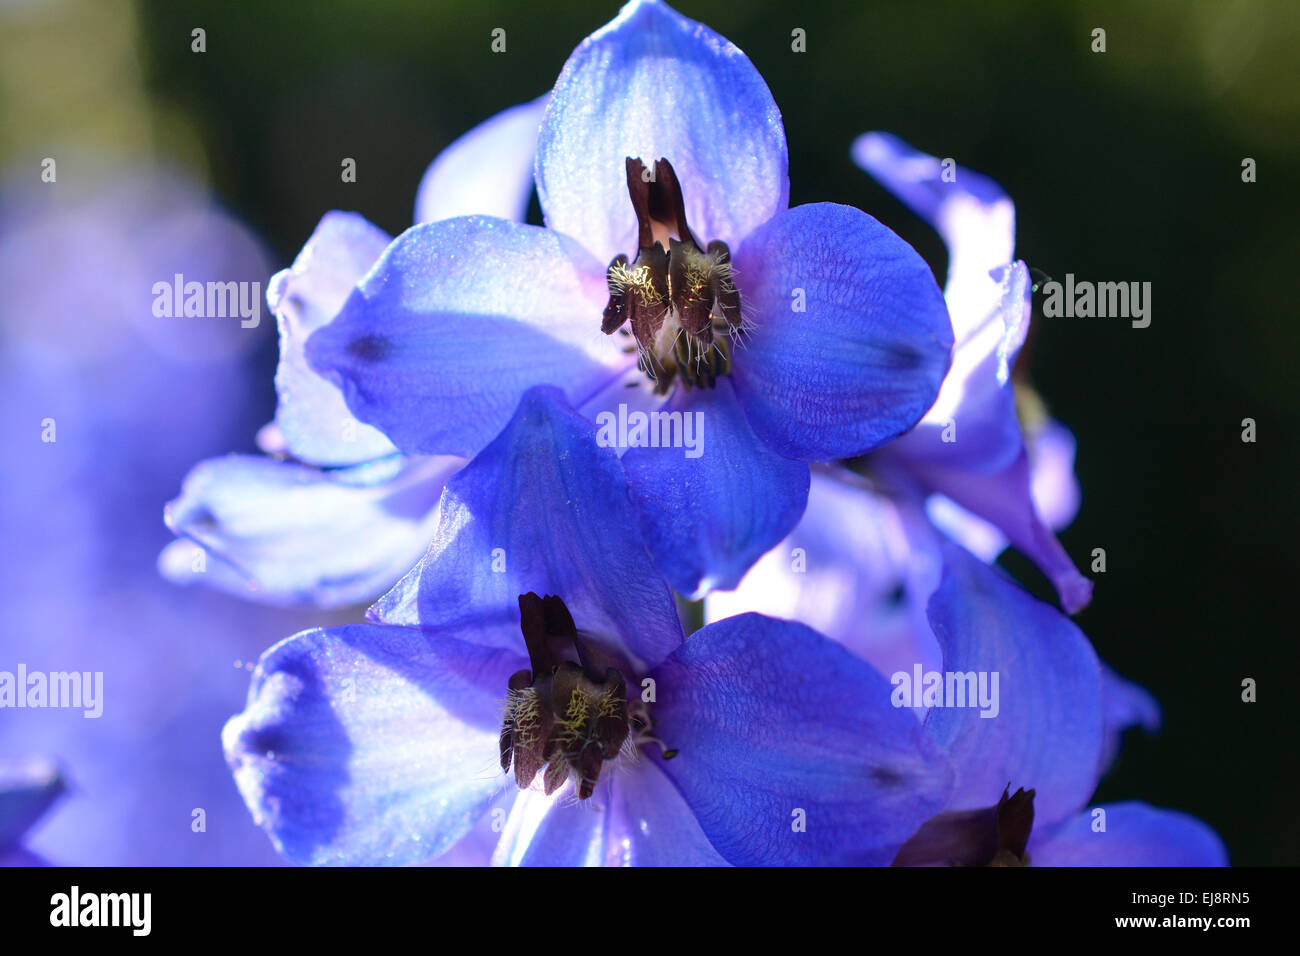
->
xmin=223 ymin=387 xmax=956 ymax=866
xmin=303 ymin=0 xmax=954 ymax=599
xmin=851 ymin=131 xmax=1092 ymax=612
xmin=162 ymin=99 xmax=548 ymax=609
xmin=0 ymin=758 xmax=65 ymax=867
xmin=889 ymin=543 xmax=1225 ymax=866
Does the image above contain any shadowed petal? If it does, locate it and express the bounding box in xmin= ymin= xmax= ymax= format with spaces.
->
xmin=164 ymin=454 xmax=458 ymax=609
xmin=223 ymin=623 xmax=525 ymax=866
xmin=369 ymin=387 xmax=683 ymax=672
xmin=923 ymin=417 xmax=1083 ymax=570
xmin=306 ymin=217 xmax=622 ymax=459
xmin=268 ymin=211 xmax=398 ymax=467
xmin=649 ymin=613 xmax=953 ymax=865
xmin=1098 ymin=662 xmax=1161 ymax=775
xmin=924 ymin=542 xmax=1103 ymax=827
xmin=622 ymin=380 xmax=809 ymax=598
xmin=1030 ymin=802 xmax=1228 ymax=866
xmin=415 ymin=96 xmax=547 ymax=224
xmin=910 ymin=449 xmax=1093 ymax=613
xmin=731 ymin=203 xmax=953 ymax=461
xmin=0 ymin=758 xmax=65 ymax=851
xmin=536 ymin=0 xmax=788 ymax=262
xmin=706 ymin=469 xmax=944 ymax=682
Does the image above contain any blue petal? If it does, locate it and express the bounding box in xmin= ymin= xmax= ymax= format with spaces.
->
xmin=608 ymin=761 xmax=729 ymax=865
xmin=923 ymin=418 xmax=1083 ymax=564
xmin=883 ymin=261 xmax=1029 ymax=474
xmin=731 ymin=203 xmax=953 ymax=461
xmin=649 ymin=613 xmax=953 ymax=866
xmin=493 ymin=762 xmax=727 ymax=866
xmin=909 ymin=448 xmax=1093 ymax=613
xmin=268 ymin=211 xmax=398 ymax=467
xmin=491 ymin=789 xmax=609 ymax=866
xmin=536 ymin=0 xmax=788 ymax=261
xmin=223 ymin=623 xmax=524 ymax=866
xmin=369 ymin=387 xmax=683 ymax=673
xmin=306 ymin=216 xmax=625 ymax=459
xmin=415 ymin=96 xmax=548 ymax=224
xmin=923 ymin=542 xmax=1103 ymax=827
xmin=164 ymin=453 xmax=457 ymax=608
xmin=1098 ymin=661 xmax=1161 ymax=775
xmin=852 ymin=131 xmax=1011 ymax=236
xmin=1030 ymin=420 xmax=1083 ymax=531
xmin=1030 ymin=802 xmax=1228 ymax=866
xmin=0 ymin=757 xmax=65 ymax=850
xmin=855 ymin=132 xmax=1028 ymax=473
xmin=621 ymin=379 xmax=809 ymax=598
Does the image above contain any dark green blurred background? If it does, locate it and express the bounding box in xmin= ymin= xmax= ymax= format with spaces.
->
xmin=8 ymin=0 xmax=1297 ymax=864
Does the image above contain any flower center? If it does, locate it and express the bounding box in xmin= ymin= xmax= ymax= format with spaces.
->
xmin=500 ymin=592 xmax=671 ymax=800
xmin=601 ymin=157 xmax=744 ymax=394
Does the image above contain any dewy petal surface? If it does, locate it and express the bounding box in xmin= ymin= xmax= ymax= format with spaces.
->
xmin=924 ymin=542 xmax=1103 ymax=827
xmin=306 ymin=217 xmax=621 ymax=460
xmin=223 ymin=623 xmax=525 ymax=866
xmin=536 ymin=0 xmax=788 ymax=262
xmin=731 ymin=203 xmax=953 ymax=461
xmin=649 ymin=613 xmax=953 ymax=866
xmin=164 ymin=454 xmax=458 ymax=609
xmin=415 ymin=96 xmax=548 ymax=224
xmin=1029 ymin=802 xmax=1228 ymax=866
xmin=268 ymin=211 xmax=398 ymax=467
xmin=622 ymin=379 xmax=809 ymax=598
xmin=370 ymin=387 xmax=683 ymax=672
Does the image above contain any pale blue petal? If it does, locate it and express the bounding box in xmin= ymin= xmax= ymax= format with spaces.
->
xmin=268 ymin=211 xmax=398 ymax=466
xmin=223 ymin=623 xmax=523 ymax=866
xmin=536 ymin=0 xmax=788 ymax=261
xmin=306 ymin=217 xmax=623 ymax=459
xmin=165 ymin=453 xmax=458 ymax=608
xmin=415 ymin=96 xmax=548 ymax=224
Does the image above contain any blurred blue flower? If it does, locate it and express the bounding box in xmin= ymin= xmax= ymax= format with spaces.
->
xmin=852 ymin=131 xmax=1092 ymax=612
xmin=0 ymin=160 xmax=314 ymax=864
xmin=223 ymin=388 xmax=954 ymax=866
xmin=303 ymin=0 xmax=954 ymax=599
xmin=162 ymin=99 xmax=549 ymax=609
